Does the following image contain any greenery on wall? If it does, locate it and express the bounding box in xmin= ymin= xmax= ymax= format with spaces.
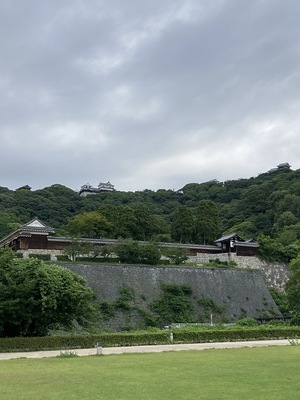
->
xmin=98 ymin=282 xmax=228 ymax=329
xmin=150 ymin=283 xmax=195 ymax=325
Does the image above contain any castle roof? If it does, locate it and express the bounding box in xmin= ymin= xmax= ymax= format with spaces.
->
xmin=0 ymin=218 xmax=55 ymax=248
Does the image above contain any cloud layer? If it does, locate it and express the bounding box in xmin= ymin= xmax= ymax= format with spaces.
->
xmin=1 ymin=0 xmax=299 ymax=191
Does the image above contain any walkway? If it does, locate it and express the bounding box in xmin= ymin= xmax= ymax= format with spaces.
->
xmin=0 ymin=339 xmax=291 ymax=360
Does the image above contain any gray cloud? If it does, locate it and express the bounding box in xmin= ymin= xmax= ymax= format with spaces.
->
xmin=1 ymin=0 xmax=299 ymax=192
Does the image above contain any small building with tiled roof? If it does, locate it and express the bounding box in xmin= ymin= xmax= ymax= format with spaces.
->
xmin=16 ymin=184 xmax=32 ymax=191
xmin=214 ymin=232 xmax=259 ymax=256
xmin=268 ymin=163 xmax=292 ymax=173
xmin=0 ymin=218 xmax=55 ymax=251
xmin=277 ymin=162 xmax=291 ymax=170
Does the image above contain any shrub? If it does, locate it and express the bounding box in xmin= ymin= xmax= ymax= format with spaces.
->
xmin=28 ymin=253 xmax=51 ymax=261
xmin=150 ymin=283 xmax=194 ymax=325
xmin=236 ymin=317 xmax=258 ymax=327
xmin=56 ymin=255 xmax=70 ymax=261
xmin=290 ymin=311 xmax=300 ymax=326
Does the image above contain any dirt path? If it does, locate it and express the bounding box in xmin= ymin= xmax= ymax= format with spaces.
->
xmin=0 ymin=339 xmax=291 ymax=360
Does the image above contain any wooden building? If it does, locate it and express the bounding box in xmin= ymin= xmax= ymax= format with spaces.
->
xmin=214 ymin=233 xmax=259 ymax=257
xmin=0 ymin=218 xmax=55 ymax=251
xmin=0 ymin=219 xmax=259 ymax=259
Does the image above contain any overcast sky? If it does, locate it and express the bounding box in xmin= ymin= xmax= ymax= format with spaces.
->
xmin=1 ymin=0 xmax=299 ymax=192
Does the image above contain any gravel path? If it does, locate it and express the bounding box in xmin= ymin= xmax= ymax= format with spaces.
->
xmin=0 ymin=339 xmax=291 ymax=360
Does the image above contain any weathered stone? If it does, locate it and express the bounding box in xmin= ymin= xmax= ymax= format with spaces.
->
xmin=61 ymin=263 xmax=281 ymax=330
xmin=188 ymin=254 xmax=290 ymax=290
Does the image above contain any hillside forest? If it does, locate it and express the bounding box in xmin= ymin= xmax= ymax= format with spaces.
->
xmin=1 ymin=167 xmax=300 ymax=263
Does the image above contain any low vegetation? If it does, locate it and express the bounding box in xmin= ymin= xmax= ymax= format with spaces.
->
xmin=1 ymin=347 xmax=300 ymax=400
xmin=1 ymin=323 xmax=300 ymax=352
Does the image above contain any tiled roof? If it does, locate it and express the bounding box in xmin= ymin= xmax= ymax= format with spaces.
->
xmin=214 ymin=233 xmax=244 ymax=243
xmin=19 ymin=218 xmax=55 ymax=233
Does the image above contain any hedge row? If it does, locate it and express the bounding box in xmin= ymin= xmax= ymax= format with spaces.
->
xmin=0 ymin=327 xmax=300 ymax=352
xmin=0 ymin=335 xmax=102 ymax=352
xmin=0 ymin=332 xmax=171 ymax=352
xmin=172 ymin=327 xmax=300 ymax=343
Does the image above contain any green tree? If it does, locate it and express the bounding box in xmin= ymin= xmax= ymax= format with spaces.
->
xmin=111 ymin=239 xmax=141 ymax=264
xmin=140 ymin=243 xmax=161 ymax=265
xmin=286 ymin=254 xmax=300 ymax=319
xmin=98 ymin=205 xmax=137 ymax=239
xmin=0 ymin=249 xmax=98 ymax=337
xmin=161 ymin=247 xmax=188 ymax=265
xmin=257 ymin=234 xmax=299 ymax=263
xmin=63 ymin=237 xmax=97 ymax=261
xmin=223 ymin=220 xmax=257 ymax=239
xmin=0 ymin=210 xmax=20 ymax=238
xmin=171 ymin=206 xmax=194 ymax=243
xmin=274 ymin=211 xmax=298 ymax=232
xmin=111 ymin=239 xmax=161 ymax=265
xmin=132 ymin=204 xmax=167 ymax=241
xmin=67 ymin=211 xmax=112 ymax=238
xmin=269 ymin=287 xmax=290 ymax=318
xmin=195 ymin=200 xmax=220 ymax=244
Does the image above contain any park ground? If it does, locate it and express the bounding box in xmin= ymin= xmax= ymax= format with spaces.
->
xmin=0 ymin=343 xmax=300 ymax=400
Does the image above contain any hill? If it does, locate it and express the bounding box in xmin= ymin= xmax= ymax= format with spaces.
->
xmin=1 ymin=167 xmax=300 ymax=262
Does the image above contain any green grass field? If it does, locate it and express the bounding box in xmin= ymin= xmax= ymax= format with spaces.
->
xmin=1 ymin=346 xmax=300 ymax=400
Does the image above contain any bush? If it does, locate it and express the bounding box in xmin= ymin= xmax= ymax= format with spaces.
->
xmin=290 ymin=311 xmax=300 ymax=326
xmin=56 ymin=255 xmax=70 ymax=261
xmin=15 ymin=253 xmax=23 ymax=258
xmin=236 ymin=317 xmax=258 ymax=327
xmin=150 ymin=283 xmax=194 ymax=325
xmin=28 ymin=254 xmax=51 ymax=261
xmin=265 ymin=319 xmax=288 ymax=326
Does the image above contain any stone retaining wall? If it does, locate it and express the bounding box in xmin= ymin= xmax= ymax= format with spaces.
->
xmin=17 ymin=249 xmax=291 ymax=290
xmin=188 ymin=253 xmax=290 ymax=290
xmin=62 ymin=262 xmax=281 ymax=330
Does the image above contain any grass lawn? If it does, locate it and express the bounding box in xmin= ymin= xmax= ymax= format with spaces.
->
xmin=0 ymin=346 xmax=299 ymax=400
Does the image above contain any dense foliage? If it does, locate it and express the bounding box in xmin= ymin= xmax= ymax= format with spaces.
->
xmin=1 ymin=167 xmax=300 ymax=261
xmin=286 ymin=254 xmax=300 ymax=324
xmin=150 ymin=283 xmax=195 ymax=325
xmin=0 ymin=249 xmax=98 ymax=337
xmin=111 ymin=240 xmax=161 ymax=265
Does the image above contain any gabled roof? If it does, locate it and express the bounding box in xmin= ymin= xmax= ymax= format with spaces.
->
xmin=277 ymin=162 xmax=291 ymax=169
xmin=16 ymin=184 xmax=31 ymax=191
xmin=0 ymin=218 xmax=55 ymax=248
xmin=214 ymin=233 xmax=259 ymax=248
xmin=19 ymin=218 xmax=55 ymax=233
xmin=214 ymin=233 xmax=245 ymax=243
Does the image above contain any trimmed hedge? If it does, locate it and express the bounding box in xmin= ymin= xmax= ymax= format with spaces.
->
xmin=0 ymin=327 xmax=300 ymax=352
xmin=0 ymin=335 xmax=102 ymax=352
xmin=0 ymin=332 xmax=171 ymax=352
xmin=172 ymin=327 xmax=300 ymax=343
